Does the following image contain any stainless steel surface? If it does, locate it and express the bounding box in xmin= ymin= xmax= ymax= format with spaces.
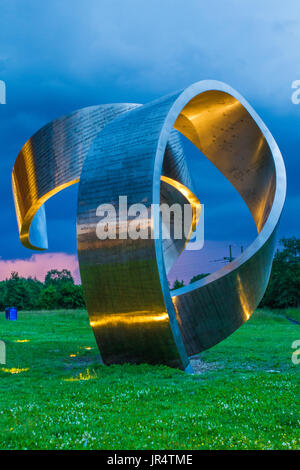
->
xmin=12 ymin=103 xmax=140 ymax=250
xmin=12 ymin=80 xmax=286 ymax=370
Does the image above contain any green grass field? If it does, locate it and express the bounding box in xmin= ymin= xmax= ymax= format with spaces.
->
xmin=0 ymin=308 xmax=299 ymax=450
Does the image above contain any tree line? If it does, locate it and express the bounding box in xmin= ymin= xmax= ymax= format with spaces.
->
xmin=0 ymin=238 xmax=299 ymax=311
xmin=0 ymin=269 xmax=85 ymax=310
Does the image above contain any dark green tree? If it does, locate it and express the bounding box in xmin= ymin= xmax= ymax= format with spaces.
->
xmin=172 ymin=279 xmax=185 ymax=290
xmin=59 ymin=283 xmax=85 ymax=309
xmin=39 ymin=285 xmax=59 ymax=310
xmin=0 ymin=281 xmax=7 ymax=310
xmin=190 ymin=273 xmax=210 ymax=284
xmin=1 ymin=269 xmax=85 ymax=311
xmin=260 ymin=237 xmax=300 ymax=308
xmin=23 ymin=277 xmax=43 ymax=309
xmin=4 ymin=272 xmax=42 ymax=310
xmin=44 ymin=269 xmax=74 ymax=286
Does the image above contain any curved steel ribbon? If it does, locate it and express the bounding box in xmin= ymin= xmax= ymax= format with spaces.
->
xmin=12 ymin=80 xmax=286 ymax=371
xmin=12 ymin=103 xmax=140 ymax=250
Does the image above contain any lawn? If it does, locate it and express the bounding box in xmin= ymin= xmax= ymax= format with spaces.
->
xmin=0 ymin=308 xmax=299 ymax=450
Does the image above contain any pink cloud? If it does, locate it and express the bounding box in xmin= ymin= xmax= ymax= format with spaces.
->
xmin=0 ymin=242 xmax=248 ymax=288
xmin=0 ymin=253 xmax=81 ymax=284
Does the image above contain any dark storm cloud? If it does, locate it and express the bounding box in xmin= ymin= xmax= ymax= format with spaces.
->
xmin=0 ymin=0 xmax=299 ymax=275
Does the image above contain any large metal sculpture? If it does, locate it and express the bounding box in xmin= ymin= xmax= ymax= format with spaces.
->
xmin=12 ymin=81 xmax=286 ymax=371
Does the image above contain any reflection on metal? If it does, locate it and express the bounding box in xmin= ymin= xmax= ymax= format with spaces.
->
xmin=161 ymin=175 xmax=201 ymax=246
xmin=12 ymin=81 xmax=286 ymax=370
xmin=12 ymin=104 xmax=140 ymax=250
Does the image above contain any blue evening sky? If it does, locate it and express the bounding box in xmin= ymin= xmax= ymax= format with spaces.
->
xmin=0 ymin=0 xmax=299 ymax=282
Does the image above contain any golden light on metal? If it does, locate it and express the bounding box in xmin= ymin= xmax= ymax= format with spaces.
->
xmin=161 ymin=175 xmax=201 ymax=247
xmin=89 ymin=311 xmax=169 ymax=328
xmin=12 ymin=81 xmax=286 ymax=371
